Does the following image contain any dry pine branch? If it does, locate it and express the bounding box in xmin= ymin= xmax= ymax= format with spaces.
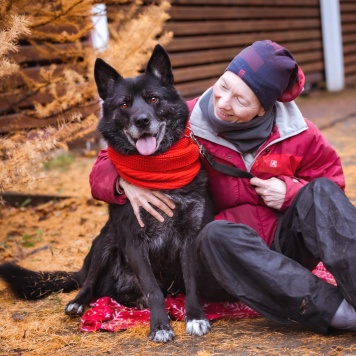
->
xmin=0 ymin=0 xmax=172 ymax=193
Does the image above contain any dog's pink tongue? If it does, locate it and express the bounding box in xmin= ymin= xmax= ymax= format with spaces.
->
xmin=136 ymin=136 xmax=157 ymax=155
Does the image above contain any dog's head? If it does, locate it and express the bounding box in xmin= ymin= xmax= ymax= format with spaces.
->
xmin=94 ymin=45 xmax=189 ymax=156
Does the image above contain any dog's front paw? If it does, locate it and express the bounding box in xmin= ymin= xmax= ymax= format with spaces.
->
xmin=65 ymin=302 xmax=85 ymax=316
xmin=149 ymin=324 xmax=175 ymax=343
xmin=186 ymin=318 xmax=211 ymax=336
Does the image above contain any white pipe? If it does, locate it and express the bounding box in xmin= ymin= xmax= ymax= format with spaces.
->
xmin=320 ymin=0 xmax=344 ymax=91
xmin=91 ymin=4 xmax=109 ymax=52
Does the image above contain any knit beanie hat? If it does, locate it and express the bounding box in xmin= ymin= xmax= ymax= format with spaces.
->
xmin=225 ymin=40 xmax=305 ymax=111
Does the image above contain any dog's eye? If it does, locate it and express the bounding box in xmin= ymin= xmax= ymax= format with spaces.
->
xmin=120 ymin=103 xmax=128 ymax=109
xmin=151 ymin=97 xmax=159 ymax=103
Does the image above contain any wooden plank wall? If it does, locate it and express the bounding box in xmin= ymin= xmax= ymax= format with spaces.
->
xmin=340 ymin=0 xmax=356 ymax=85
xmin=3 ymin=1 xmax=354 ymax=134
xmin=165 ymin=0 xmax=324 ymax=99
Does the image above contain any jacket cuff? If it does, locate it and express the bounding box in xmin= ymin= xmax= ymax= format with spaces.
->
xmin=278 ymin=175 xmax=308 ymax=211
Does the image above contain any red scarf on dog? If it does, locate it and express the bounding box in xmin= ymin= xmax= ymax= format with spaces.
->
xmin=107 ymin=127 xmax=200 ymax=190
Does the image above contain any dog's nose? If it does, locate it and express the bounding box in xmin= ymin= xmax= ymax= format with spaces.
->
xmin=134 ymin=115 xmax=150 ymax=128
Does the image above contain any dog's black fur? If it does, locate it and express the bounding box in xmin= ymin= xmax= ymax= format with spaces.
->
xmin=0 ymin=45 xmax=214 ymax=342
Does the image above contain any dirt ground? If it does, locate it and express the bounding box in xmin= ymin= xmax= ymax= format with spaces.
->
xmin=1 ymin=88 xmax=356 ymax=355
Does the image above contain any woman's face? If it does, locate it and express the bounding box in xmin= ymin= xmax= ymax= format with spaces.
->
xmin=213 ymin=71 xmax=266 ymax=123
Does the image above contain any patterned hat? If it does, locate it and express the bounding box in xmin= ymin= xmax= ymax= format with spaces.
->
xmin=226 ymin=40 xmax=305 ymax=111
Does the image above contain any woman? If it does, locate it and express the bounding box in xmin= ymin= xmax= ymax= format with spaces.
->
xmin=89 ymin=40 xmax=356 ymax=333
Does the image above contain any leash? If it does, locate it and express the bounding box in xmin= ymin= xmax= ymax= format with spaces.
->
xmin=189 ymin=129 xmax=284 ymax=251
xmin=189 ymin=131 xmax=255 ymax=179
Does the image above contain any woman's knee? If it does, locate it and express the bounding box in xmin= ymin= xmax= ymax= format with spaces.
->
xmin=295 ymin=178 xmax=344 ymax=207
xmin=308 ymin=177 xmax=341 ymax=192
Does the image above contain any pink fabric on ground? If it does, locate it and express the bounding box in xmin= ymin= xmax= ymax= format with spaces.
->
xmin=80 ymin=262 xmax=336 ymax=332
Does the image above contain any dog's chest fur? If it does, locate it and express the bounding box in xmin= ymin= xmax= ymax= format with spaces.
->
xmin=109 ymin=170 xmax=209 ymax=263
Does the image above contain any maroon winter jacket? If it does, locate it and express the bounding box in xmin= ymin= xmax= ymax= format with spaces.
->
xmin=89 ymin=96 xmax=345 ymax=246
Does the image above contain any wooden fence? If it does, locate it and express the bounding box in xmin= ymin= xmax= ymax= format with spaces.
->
xmin=1 ymin=0 xmax=355 ymax=134
xmin=166 ymin=0 xmax=324 ymax=99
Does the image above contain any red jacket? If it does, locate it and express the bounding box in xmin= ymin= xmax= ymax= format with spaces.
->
xmin=90 ymin=97 xmax=345 ymax=246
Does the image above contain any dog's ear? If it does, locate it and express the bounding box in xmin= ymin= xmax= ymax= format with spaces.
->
xmin=94 ymin=58 xmax=123 ymax=100
xmin=145 ymin=44 xmax=174 ymax=85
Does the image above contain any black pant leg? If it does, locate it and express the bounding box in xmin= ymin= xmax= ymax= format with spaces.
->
xmin=195 ymin=219 xmax=343 ymax=334
xmin=279 ymin=178 xmax=356 ymax=308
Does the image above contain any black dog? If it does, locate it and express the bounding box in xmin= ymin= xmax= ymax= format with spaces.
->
xmin=0 ymin=45 xmax=214 ymax=342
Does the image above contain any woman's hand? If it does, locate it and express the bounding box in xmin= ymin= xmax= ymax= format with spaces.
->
xmin=250 ymin=177 xmax=286 ymax=210
xmin=119 ymin=178 xmax=175 ymax=228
